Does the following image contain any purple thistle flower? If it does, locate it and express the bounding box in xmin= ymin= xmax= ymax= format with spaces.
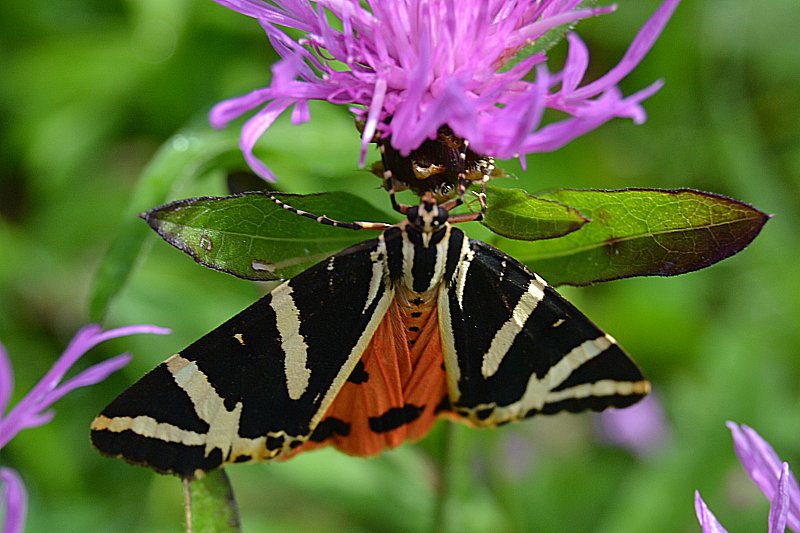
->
xmin=0 ymin=324 xmax=170 ymax=533
xmin=694 ymin=423 xmax=799 ymax=533
xmin=209 ymin=0 xmax=680 ymax=181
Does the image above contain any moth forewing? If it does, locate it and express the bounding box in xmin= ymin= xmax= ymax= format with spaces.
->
xmin=438 ymin=238 xmax=649 ymax=427
xmin=91 ymin=236 xmax=396 ymax=477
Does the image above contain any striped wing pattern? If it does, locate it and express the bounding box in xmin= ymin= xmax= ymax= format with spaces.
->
xmin=439 ymin=238 xmax=650 ymax=426
xmin=92 ymin=237 xmax=394 ymax=477
xmin=92 ymin=206 xmax=649 ymax=477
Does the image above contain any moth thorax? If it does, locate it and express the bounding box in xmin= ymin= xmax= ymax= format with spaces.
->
xmin=401 ymin=225 xmax=450 ymax=294
xmin=406 ymin=192 xmax=449 ymax=235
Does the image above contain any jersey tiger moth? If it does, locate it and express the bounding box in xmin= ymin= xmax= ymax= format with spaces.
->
xmin=91 ymin=191 xmax=650 ymax=478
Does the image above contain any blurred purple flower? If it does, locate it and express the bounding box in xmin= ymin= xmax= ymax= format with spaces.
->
xmin=694 ymin=423 xmax=798 ymax=533
xmin=728 ymin=422 xmax=800 ymax=531
xmin=695 ymin=490 xmax=729 ymax=533
xmin=596 ymin=391 xmax=670 ymax=458
xmin=209 ymin=0 xmax=680 ymax=180
xmin=0 ymin=468 xmax=25 ymax=533
xmin=0 ymin=324 xmax=170 ymax=533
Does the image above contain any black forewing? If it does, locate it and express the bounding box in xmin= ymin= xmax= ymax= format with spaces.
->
xmin=440 ymin=239 xmax=648 ymax=425
xmin=92 ymin=236 xmax=393 ymax=475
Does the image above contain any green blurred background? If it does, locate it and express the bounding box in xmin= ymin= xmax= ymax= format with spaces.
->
xmin=1 ymin=1 xmax=798 ymax=531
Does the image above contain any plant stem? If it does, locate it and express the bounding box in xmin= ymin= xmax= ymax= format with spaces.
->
xmin=431 ymin=421 xmax=456 ymax=533
xmin=184 ymin=469 xmax=241 ymax=533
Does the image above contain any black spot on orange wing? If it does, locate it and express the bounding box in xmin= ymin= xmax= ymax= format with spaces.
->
xmin=310 ymin=417 xmax=351 ymax=442
xmin=368 ymin=404 xmax=424 ymax=433
xmin=347 ymin=360 xmax=369 ymax=384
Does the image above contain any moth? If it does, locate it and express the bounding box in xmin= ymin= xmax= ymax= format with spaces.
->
xmin=91 ymin=186 xmax=650 ymax=478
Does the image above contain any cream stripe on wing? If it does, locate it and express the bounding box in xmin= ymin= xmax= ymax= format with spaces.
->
xmin=91 ymin=414 xmax=296 ymax=464
xmin=91 ymin=414 xmax=206 ymax=446
xmin=454 ymin=240 xmax=473 ymax=310
xmin=544 ymin=379 xmax=651 ymax=403
xmin=270 ymin=283 xmax=311 ymax=400
xmin=426 ymin=226 xmax=450 ymax=293
xmin=166 ymin=355 xmax=243 ymax=458
xmin=517 ymin=334 xmax=616 ymax=412
xmin=365 ymin=238 xmax=388 ymax=312
xmin=481 ymin=279 xmax=546 ymax=378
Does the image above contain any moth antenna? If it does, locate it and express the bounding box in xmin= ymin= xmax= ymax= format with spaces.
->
xmin=267 ymin=193 xmax=391 ymax=231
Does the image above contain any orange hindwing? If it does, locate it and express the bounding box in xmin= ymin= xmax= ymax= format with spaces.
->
xmin=283 ymin=295 xmax=448 ymax=458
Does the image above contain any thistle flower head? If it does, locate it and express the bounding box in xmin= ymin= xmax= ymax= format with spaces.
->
xmin=210 ymin=0 xmax=680 ymax=181
xmin=0 ymin=324 xmax=170 ymax=533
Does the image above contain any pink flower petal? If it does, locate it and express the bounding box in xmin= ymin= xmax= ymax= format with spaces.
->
xmin=769 ymin=463 xmax=790 ymax=533
xmin=728 ymin=422 xmax=800 ymax=532
xmin=694 ymin=490 xmax=730 ymax=533
xmin=571 ymin=0 xmax=681 ymax=99
xmin=0 ymin=468 xmax=27 ymax=533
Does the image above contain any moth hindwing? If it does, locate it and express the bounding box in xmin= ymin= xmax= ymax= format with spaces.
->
xmin=91 ymin=195 xmax=649 ymax=478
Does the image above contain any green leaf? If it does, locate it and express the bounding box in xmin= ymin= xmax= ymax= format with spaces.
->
xmin=186 ymin=470 xmax=241 ymax=533
xmin=144 ymin=191 xmax=392 ymax=280
xmin=483 ymin=186 xmax=589 ymax=241
xmin=493 ymin=188 xmax=770 ymax=286
xmin=88 ymin=120 xmax=243 ymax=321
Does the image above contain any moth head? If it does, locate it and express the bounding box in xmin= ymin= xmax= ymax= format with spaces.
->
xmin=406 ymin=193 xmax=449 ymax=235
xmin=374 ymin=125 xmax=496 ymax=203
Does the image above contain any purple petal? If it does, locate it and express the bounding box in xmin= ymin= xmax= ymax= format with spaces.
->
xmin=21 ymin=324 xmax=167 ymax=406
xmin=360 ymin=76 xmax=388 ymax=164
xmin=769 ymin=463 xmax=790 ymax=533
xmin=571 ymin=0 xmax=681 ymax=99
xmin=90 ymin=324 xmax=171 ymax=345
xmin=211 ymin=0 xmax=279 ymax=20
xmin=727 ymin=422 xmax=800 ymax=531
xmin=209 ymin=88 xmax=274 ymax=129
xmin=562 ymin=33 xmax=589 ymax=95
xmin=239 ymin=98 xmax=295 ymax=181
xmin=1 ymin=467 xmax=27 ymax=533
xmin=694 ymin=490 xmax=730 ymax=533
xmin=40 ymin=354 xmax=133 ymax=407
xmin=0 ymin=341 xmax=13 ymax=418
xmin=506 ymin=6 xmax=617 ymax=51
xmin=0 ymin=324 xmax=169 ymax=449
